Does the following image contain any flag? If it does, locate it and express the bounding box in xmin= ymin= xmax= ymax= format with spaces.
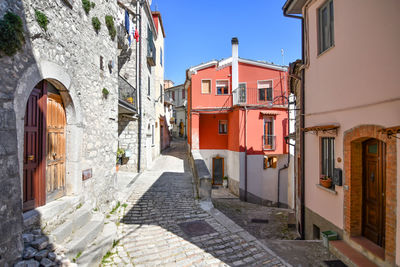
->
xmin=134 ymin=29 xmax=140 ymax=42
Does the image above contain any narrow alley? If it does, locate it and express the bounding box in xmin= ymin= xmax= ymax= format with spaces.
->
xmin=102 ymin=140 xmax=287 ymax=266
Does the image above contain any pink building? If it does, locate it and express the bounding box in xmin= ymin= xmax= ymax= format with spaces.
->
xmin=284 ymin=0 xmax=400 ymax=266
xmin=186 ymin=38 xmax=292 ymax=207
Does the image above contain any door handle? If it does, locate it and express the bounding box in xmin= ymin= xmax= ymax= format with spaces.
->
xmin=52 ymin=153 xmax=57 ymax=158
xmin=28 ymin=155 xmax=35 ymax=161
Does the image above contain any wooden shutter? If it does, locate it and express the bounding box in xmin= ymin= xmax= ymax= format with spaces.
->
xmin=201 ymin=80 xmax=211 ymax=94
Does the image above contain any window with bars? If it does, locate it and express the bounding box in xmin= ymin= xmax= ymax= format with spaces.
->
xmin=239 ymin=83 xmax=246 ymax=103
xmin=201 ymin=80 xmax=211 ymax=94
xmin=318 ymin=0 xmax=334 ymax=54
xmin=216 ymin=80 xmax=229 ymax=95
xmin=258 ymin=80 xmax=273 ymax=102
xmin=148 ymin=76 xmax=151 ymax=96
xmin=321 ymin=137 xmax=335 ymax=178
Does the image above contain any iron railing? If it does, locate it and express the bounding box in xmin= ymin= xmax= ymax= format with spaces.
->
xmin=233 ymin=87 xmax=288 ymax=106
xmin=118 ymin=75 xmax=137 ymax=112
xmin=263 ymin=135 xmax=276 ymax=150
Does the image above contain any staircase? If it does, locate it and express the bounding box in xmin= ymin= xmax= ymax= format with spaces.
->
xmin=23 ymin=196 xmax=117 ymax=267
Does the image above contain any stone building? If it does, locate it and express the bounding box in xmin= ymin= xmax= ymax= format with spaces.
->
xmin=0 ymin=0 xmax=164 ymax=265
xmin=165 ymin=84 xmax=187 ymax=138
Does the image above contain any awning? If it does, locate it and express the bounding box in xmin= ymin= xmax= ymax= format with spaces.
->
xmin=260 ymin=111 xmax=280 ymax=116
xmin=303 ymin=124 xmax=339 ymax=132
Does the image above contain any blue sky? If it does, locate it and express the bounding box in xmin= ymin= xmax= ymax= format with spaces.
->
xmin=151 ymin=0 xmax=301 ymax=85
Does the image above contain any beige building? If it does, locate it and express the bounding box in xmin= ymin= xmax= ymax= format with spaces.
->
xmin=284 ymin=0 xmax=400 ymax=266
xmin=165 ymin=84 xmax=187 ymax=138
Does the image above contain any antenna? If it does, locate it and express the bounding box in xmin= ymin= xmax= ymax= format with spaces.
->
xmin=281 ymin=49 xmax=285 ymax=66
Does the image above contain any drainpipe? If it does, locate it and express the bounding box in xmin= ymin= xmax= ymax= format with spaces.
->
xmin=283 ymin=5 xmax=305 ymax=239
xmin=137 ymin=0 xmax=143 ymax=172
xmin=277 ymin=97 xmax=291 ymax=208
xmin=244 ymin=106 xmax=248 ymax=202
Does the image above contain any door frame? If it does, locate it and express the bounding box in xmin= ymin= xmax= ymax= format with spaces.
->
xmin=212 ymin=156 xmax=224 ymax=185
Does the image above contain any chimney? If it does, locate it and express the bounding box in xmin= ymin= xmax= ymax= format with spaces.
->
xmin=232 ymin=37 xmax=239 ymax=104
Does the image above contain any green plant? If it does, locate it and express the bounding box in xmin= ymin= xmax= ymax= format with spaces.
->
xmin=116 ymin=148 xmax=125 ymax=158
xmin=82 ymin=0 xmax=91 ymax=14
xmin=110 ymin=201 xmax=120 ymax=214
xmin=101 ymin=251 xmax=115 ymax=264
xmin=0 ymin=12 xmax=25 ymax=57
xmin=102 ymin=87 xmax=109 ymax=96
xmin=112 ymin=240 xmax=119 ymax=248
xmin=76 ymin=203 xmax=83 ymax=209
xmin=105 ymin=15 xmax=116 ymax=40
xmin=35 ymin=10 xmax=48 ymax=31
xmin=122 ymin=203 xmax=128 ymax=208
xmin=223 ymin=176 xmax=228 ymax=180
xmin=91 ymin=2 xmax=96 ymax=8
xmin=92 ymin=17 xmax=101 ymax=33
xmin=72 ymin=251 xmax=82 ymax=263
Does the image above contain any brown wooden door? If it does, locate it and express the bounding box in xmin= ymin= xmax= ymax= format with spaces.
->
xmin=363 ymin=139 xmax=386 ymax=247
xmin=46 ymin=93 xmax=66 ymax=202
xmin=23 ymin=82 xmax=47 ymax=211
xmin=212 ymin=157 xmax=224 ymax=185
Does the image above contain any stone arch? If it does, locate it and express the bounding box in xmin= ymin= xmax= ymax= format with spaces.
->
xmin=14 ymin=60 xmax=83 ymax=203
xmin=343 ymin=124 xmax=397 ymax=263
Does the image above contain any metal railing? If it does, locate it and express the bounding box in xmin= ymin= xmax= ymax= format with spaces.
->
xmin=118 ymin=75 xmax=137 ymax=112
xmin=263 ymin=135 xmax=276 ymax=150
xmin=233 ymin=88 xmax=288 ymax=106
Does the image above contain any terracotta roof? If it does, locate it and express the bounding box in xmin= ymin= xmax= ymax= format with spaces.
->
xmin=303 ymin=124 xmax=339 ymax=132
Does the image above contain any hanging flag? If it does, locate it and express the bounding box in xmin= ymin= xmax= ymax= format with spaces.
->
xmin=124 ymin=10 xmax=129 ymax=33
xmin=134 ymin=29 xmax=140 ymax=42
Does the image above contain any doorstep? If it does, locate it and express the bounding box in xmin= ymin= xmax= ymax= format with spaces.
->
xmin=329 ymin=240 xmax=379 ymax=267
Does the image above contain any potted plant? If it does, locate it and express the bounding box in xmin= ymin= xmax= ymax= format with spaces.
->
xmin=320 ymin=175 xmax=332 ymax=188
xmin=223 ymin=176 xmax=228 ymax=188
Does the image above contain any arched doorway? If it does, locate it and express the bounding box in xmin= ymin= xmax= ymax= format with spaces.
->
xmin=362 ymin=138 xmax=386 ymax=247
xmin=23 ymin=80 xmax=66 ymax=211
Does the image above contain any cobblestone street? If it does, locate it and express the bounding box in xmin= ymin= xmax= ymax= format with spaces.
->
xmin=102 ymin=140 xmax=288 ymax=267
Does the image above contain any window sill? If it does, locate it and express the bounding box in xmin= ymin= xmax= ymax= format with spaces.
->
xmin=316 ymin=184 xmax=337 ymax=195
xmin=317 ymin=44 xmax=335 ymax=58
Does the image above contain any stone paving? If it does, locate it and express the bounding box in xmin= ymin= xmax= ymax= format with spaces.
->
xmin=102 ymin=141 xmax=288 ymax=267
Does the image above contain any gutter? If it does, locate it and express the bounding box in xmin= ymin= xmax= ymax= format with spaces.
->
xmin=283 ymin=5 xmax=306 ymax=239
xmin=137 ymin=0 xmax=143 ymax=172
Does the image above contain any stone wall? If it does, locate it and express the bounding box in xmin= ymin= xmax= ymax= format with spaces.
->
xmin=0 ymin=0 xmax=119 ymax=264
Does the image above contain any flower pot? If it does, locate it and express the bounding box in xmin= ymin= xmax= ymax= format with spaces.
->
xmin=223 ymin=179 xmax=228 ymax=188
xmin=116 ymin=164 xmax=120 ymax=172
xmin=320 ymin=178 xmax=332 ymax=188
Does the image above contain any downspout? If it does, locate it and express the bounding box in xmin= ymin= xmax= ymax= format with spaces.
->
xmin=277 ymin=97 xmax=290 ymax=208
xmin=244 ymin=106 xmax=248 ymax=202
xmin=283 ymin=5 xmax=305 ymax=239
xmin=137 ymin=0 xmax=143 ymax=172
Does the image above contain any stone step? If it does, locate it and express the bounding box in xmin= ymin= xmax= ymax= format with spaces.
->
xmin=76 ymin=222 xmax=117 ymax=267
xmin=64 ymin=213 xmax=105 ymax=259
xmin=23 ymin=196 xmax=82 ymax=233
xmin=345 ymin=236 xmax=386 ymax=267
xmin=329 ymin=240 xmax=379 ymax=267
xmin=48 ymin=204 xmax=92 ymax=244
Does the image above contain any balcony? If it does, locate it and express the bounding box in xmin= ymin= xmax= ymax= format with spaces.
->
xmin=263 ymin=135 xmax=276 ymax=150
xmin=118 ymin=75 xmax=137 ymax=114
xmin=147 ymin=38 xmax=156 ymax=66
xmin=233 ymin=87 xmax=288 ymax=106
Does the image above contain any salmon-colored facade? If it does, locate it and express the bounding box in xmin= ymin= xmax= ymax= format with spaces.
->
xmin=186 ymin=39 xmax=290 ymax=205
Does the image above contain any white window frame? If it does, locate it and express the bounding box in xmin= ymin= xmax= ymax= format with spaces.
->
xmin=201 ymin=79 xmax=212 ymax=94
xmin=216 ymin=80 xmax=230 ymax=95
xmin=218 ymin=120 xmax=228 ymax=135
xmin=257 ymin=80 xmax=273 ymax=102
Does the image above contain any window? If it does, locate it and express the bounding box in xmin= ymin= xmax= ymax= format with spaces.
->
xmin=148 ymin=76 xmax=151 ymax=96
xmin=172 ymin=91 xmax=175 ymax=101
xmin=263 ymin=117 xmax=275 ymax=150
xmin=264 ymin=156 xmax=277 ymax=169
xmin=216 ymin=80 xmax=229 ymax=95
xmin=201 ymin=80 xmax=211 ymax=94
xmin=321 ymin=137 xmax=335 ymax=178
xmin=218 ymin=120 xmax=228 ymax=134
xmin=160 ymin=84 xmax=163 ymax=102
xmin=239 ymin=83 xmax=246 ymax=103
xmin=318 ymin=0 xmax=334 ymax=54
xmin=182 ymin=89 xmax=185 ymax=100
xmin=258 ymin=80 xmax=273 ymax=102
xmin=160 ymin=48 xmax=163 ymax=66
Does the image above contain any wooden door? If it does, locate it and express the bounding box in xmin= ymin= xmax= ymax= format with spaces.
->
xmin=46 ymin=93 xmax=66 ymax=202
xmin=212 ymin=157 xmax=224 ymax=185
xmin=363 ymin=139 xmax=386 ymax=247
xmin=23 ymin=82 xmax=47 ymax=211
